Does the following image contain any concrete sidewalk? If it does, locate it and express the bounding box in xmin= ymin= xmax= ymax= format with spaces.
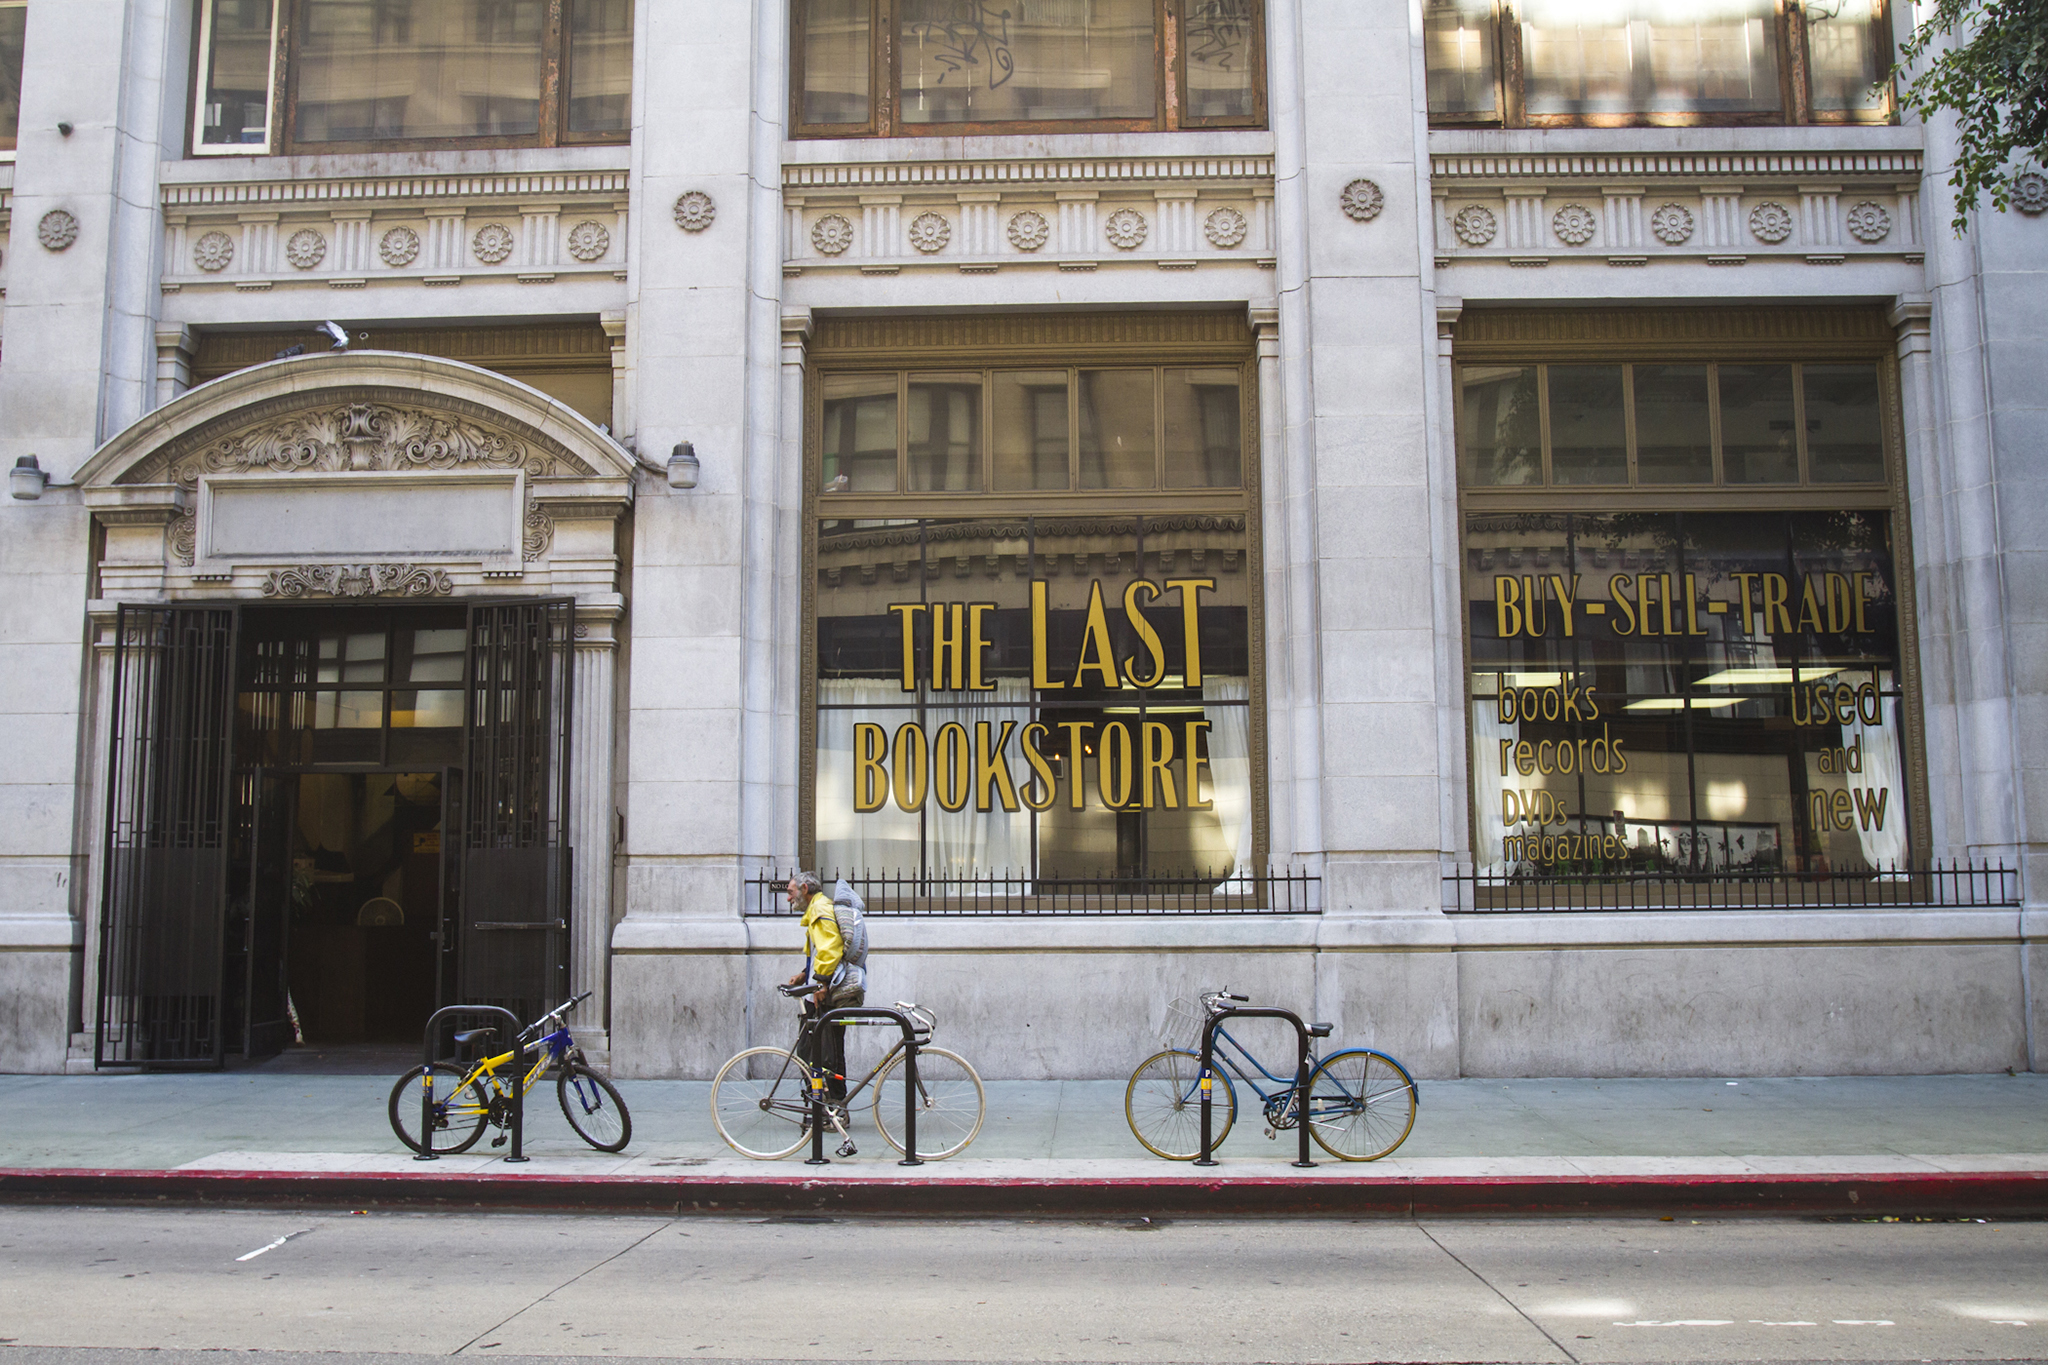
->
xmin=1 ymin=1064 xmax=2043 ymax=1217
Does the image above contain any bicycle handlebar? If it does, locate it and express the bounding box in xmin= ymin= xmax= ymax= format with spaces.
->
xmin=517 ymin=990 xmax=593 ymax=1041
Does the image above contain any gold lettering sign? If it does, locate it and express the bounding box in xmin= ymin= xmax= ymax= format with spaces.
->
xmin=852 ymin=715 xmax=1215 ymax=814
xmin=1492 ymin=571 xmax=1880 ymax=639
xmin=898 ymin=577 xmax=1215 ymax=692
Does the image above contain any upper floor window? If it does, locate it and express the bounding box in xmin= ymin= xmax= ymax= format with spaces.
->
xmin=192 ymin=0 xmax=632 ymax=156
xmin=794 ymin=0 xmax=1264 ymax=138
xmin=0 ymin=1 xmax=26 ymax=158
xmin=1425 ymin=0 xmax=1892 ymax=127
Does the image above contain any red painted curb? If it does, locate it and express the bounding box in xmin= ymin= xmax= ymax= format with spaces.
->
xmin=1 ymin=1167 xmax=2042 ymax=1218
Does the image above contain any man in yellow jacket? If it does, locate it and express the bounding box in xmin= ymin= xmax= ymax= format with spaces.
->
xmin=784 ymin=871 xmax=865 ymax=1104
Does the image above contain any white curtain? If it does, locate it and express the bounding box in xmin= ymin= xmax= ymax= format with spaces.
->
xmin=1469 ymin=694 xmax=1520 ymax=876
xmin=925 ymin=680 xmax=1034 ymax=880
xmin=815 ymin=681 xmax=921 ymax=876
xmin=1204 ymin=677 xmax=1255 ymax=884
xmin=1842 ymin=678 xmax=1909 ymax=871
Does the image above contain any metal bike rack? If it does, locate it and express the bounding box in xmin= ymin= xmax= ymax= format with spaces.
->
xmin=807 ymin=1005 xmax=927 ymax=1167
xmin=416 ymin=1004 xmax=527 ymax=1163
xmin=1194 ymin=1005 xmax=1332 ymax=1169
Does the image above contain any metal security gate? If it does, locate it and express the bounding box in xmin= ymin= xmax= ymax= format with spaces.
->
xmin=96 ymin=606 xmax=239 ymax=1068
xmin=458 ymin=600 xmax=574 ymax=1027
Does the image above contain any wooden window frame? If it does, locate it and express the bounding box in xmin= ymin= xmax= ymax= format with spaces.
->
xmin=1452 ymin=305 xmax=1932 ymax=877
xmin=798 ymin=312 xmax=1269 ymax=876
xmin=790 ymin=0 xmax=1266 ymax=140
xmin=1426 ymin=0 xmax=1895 ymax=130
xmin=190 ymin=0 xmax=631 ymax=158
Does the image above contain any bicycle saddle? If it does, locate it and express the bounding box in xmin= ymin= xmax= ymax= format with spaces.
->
xmin=1309 ymin=1022 xmax=1333 ymax=1038
xmin=452 ymin=1028 xmax=497 ymax=1045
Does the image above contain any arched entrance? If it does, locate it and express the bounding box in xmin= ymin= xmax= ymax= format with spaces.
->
xmin=76 ymin=353 xmax=635 ymax=1067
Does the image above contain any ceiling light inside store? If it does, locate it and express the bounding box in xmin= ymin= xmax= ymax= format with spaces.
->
xmin=1505 ymin=671 xmax=1577 ymax=688
xmin=1626 ymin=698 xmax=1743 ymax=711
xmin=1692 ymin=667 xmax=1843 ymax=687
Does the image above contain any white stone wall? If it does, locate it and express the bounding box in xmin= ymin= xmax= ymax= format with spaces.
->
xmin=2 ymin=0 xmax=2045 ymax=1077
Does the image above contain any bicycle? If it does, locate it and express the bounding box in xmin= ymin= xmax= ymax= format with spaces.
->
xmin=1125 ymin=988 xmax=1418 ymax=1161
xmin=710 ymin=987 xmax=985 ymax=1160
xmin=387 ymin=991 xmax=632 ymax=1155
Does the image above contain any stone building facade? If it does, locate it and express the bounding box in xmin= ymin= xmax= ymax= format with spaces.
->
xmin=0 ymin=0 xmax=2041 ymax=1078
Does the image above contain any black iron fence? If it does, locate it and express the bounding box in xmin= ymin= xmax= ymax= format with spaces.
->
xmin=1443 ymin=861 xmax=2021 ymax=913
xmin=747 ymin=868 xmax=1321 ymax=916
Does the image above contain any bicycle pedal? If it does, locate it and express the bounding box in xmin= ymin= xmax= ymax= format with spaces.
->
xmin=491 ymin=1134 xmax=508 ymax=1148
xmin=836 ymin=1141 xmax=858 ymax=1158
xmin=1263 ymin=1126 xmax=1277 ymax=1140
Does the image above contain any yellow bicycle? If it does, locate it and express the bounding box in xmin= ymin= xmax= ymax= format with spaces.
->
xmin=387 ymin=992 xmax=631 ymax=1154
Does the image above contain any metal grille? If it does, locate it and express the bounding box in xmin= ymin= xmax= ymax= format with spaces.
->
xmin=1442 ymin=861 xmax=2021 ymax=912
xmin=459 ymin=600 xmax=574 ymax=1025
xmin=97 ymin=606 xmax=238 ymax=1068
xmin=748 ymin=867 xmax=1320 ymax=916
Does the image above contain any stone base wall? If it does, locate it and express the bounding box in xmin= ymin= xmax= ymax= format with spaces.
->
xmin=0 ymin=943 xmax=73 ymax=1074
xmin=606 ymin=909 xmax=2040 ymax=1081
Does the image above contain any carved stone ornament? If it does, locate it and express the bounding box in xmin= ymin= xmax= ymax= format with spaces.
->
xmin=1845 ymin=201 xmax=1892 ymax=243
xmin=2016 ymin=172 xmax=2048 ymax=215
xmin=1748 ymin=201 xmax=1795 ymax=243
xmin=673 ymin=191 xmax=716 ymax=232
xmin=472 ymin=223 xmax=515 ymax=264
xmin=1204 ymin=207 xmax=1248 ymax=249
xmin=908 ymin=211 xmax=952 ymax=254
xmin=566 ymin=220 xmax=611 ymax=262
xmin=1650 ymin=203 xmax=1695 ymax=245
xmin=262 ymin=564 xmax=455 ymax=599
xmin=169 ymin=512 xmax=197 ymax=567
xmin=285 ymin=228 xmax=328 ymax=270
xmin=523 ymin=503 xmax=554 ymax=561
xmin=37 ymin=209 xmax=79 ymax=251
xmin=1006 ymin=210 xmax=1049 ymax=252
xmin=159 ymin=401 xmax=577 ymax=491
xmin=194 ymin=231 xmax=236 ymax=273
xmin=379 ymin=227 xmax=421 ymax=267
xmin=1552 ymin=204 xmax=1598 ymax=246
xmin=1452 ymin=204 xmax=1498 ymax=247
xmin=1340 ymin=178 xmax=1385 ymax=222
xmin=1104 ymin=208 xmax=1149 ymax=250
xmin=812 ymin=213 xmax=854 ymax=256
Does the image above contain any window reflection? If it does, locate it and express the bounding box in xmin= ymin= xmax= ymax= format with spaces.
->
xmin=800 ymin=0 xmax=871 ymax=125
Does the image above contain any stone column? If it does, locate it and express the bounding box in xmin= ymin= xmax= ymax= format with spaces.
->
xmin=571 ymin=604 xmax=621 ymax=1058
xmin=1251 ymin=307 xmax=1292 ymax=868
xmin=155 ymin=325 xmax=196 ymax=410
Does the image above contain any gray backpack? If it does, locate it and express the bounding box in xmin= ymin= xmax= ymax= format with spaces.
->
xmin=830 ymin=879 xmax=869 ymax=986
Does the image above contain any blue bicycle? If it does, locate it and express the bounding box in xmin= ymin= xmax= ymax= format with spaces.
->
xmin=1124 ymin=989 xmax=1418 ymax=1161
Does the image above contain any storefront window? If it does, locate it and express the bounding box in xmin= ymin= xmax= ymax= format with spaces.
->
xmin=806 ymin=326 xmax=1260 ymax=890
xmin=1467 ymin=511 xmax=1908 ymax=876
xmin=1456 ymin=311 xmax=1915 ymax=887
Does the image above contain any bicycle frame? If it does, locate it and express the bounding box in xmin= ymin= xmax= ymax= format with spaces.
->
xmin=465 ymin=1024 xmax=577 ymax=1098
xmin=788 ymin=1013 xmax=913 ymax=1106
xmin=1204 ymin=1023 xmax=1317 ymax=1110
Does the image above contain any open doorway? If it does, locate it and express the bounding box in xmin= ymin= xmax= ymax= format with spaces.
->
xmin=285 ymin=771 xmax=445 ymax=1044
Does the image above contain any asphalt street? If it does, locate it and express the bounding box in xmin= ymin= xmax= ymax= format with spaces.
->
xmin=0 ymin=1208 xmax=2043 ymax=1364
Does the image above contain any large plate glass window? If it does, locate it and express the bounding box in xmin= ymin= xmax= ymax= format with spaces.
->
xmin=806 ymin=318 xmax=1262 ymax=898
xmin=191 ymin=0 xmax=633 ymax=154
xmin=794 ymin=0 xmax=1265 ymax=137
xmin=1456 ymin=308 xmax=1919 ymax=895
xmin=1425 ymin=0 xmax=1893 ymax=126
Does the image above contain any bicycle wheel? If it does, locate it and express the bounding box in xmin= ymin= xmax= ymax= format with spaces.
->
xmin=711 ymin=1047 xmax=814 ymax=1159
xmin=1125 ymin=1049 xmax=1237 ymax=1160
xmin=1306 ymin=1048 xmax=1418 ymax=1161
xmin=873 ymin=1046 xmax=985 ymax=1159
xmin=387 ymin=1063 xmax=489 ymax=1155
xmin=557 ymin=1064 xmax=633 ymax=1152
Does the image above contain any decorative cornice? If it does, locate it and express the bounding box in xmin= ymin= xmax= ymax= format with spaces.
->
xmin=783 ymin=156 xmax=1273 ymax=192
xmin=262 ymin=563 xmax=456 ymax=599
xmin=1431 ymin=149 xmax=1922 ymax=184
xmin=160 ymin=170 xmax=630 ymax=211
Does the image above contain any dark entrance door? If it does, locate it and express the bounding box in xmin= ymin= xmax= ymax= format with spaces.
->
xmin=96 ymin=606 xmax=238 ymax=1068
xmin=458 ymin=601 xmax=575 ymax=1027
xmin=97 ymin=598 xmax=576 ymax=1067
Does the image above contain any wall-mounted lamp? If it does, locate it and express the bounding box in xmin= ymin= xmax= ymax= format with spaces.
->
xmin=667 ymin=441 xmax=701 ymax=490
xmin=10 ymin=455 xmax=47 ymax=500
